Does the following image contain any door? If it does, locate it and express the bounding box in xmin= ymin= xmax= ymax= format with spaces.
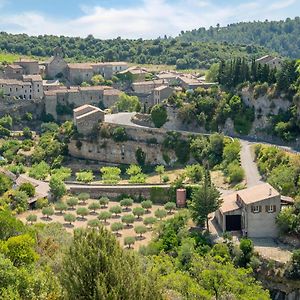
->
xmin=226 ymin=215 xmax=242 ymax=231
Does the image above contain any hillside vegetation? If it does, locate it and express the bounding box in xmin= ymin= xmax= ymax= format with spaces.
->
xmin=179 ymin=17 xmax=300 ymax=58
xmin=0 ymin=32 xmax=267 ymax=69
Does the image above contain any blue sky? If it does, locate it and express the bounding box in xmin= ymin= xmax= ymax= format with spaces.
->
xmin=0 ymin=0 xmax=299 ymax=38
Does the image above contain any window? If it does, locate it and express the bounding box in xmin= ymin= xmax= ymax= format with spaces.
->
xmin=266 ymin=205 xmax=276 ymax=213
xmin=252 ymin=205 xmax=260 ymax=213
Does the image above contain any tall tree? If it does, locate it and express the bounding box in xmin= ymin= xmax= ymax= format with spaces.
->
xmin=60 ymin=228 xmax=162 ymax=300
xmin=189 ymin=169 xmax=222 ymax=230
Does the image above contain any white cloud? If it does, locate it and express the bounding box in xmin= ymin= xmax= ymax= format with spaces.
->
xmin=269 ymin=0 xmax=296 ymax=10
xmin=0 ymin=0 xmax=297 ymax=38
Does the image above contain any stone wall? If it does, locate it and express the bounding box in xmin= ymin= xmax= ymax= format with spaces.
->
xmin=68 ymin=138 xmax=177 ymax=166
xmin=68 ymin=184 xmax=170 ymax=200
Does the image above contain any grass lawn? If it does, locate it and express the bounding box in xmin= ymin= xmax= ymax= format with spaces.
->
xmin=0 ymin=52 xmax=48 ymax=64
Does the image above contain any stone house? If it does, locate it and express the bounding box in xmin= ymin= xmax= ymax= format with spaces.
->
xmin=119 ymin=66 xmax=150 ymax=82
xmin=256 ymin=55 xmax=282 ymax=70
xmin=92 ymin=62 xmax=128 ymax=79
xmin=153 ymin=86 xmax=174 ymax=105
xmin=44 ymin=47 xmax=68 ymax=79
xmin=66 ymin=63 xmax=94 ymax=85
xmin=74 ymin=104 xmax=105 ymax=135
xmin=215 ymin=183 xmax=281 ymax=238
xmin=17 ymin=58 xmax=40 ymax=75
xmin=178 ymin=76 xmax=203 ymax=90
xmin=157 ymin=72 xmax=181 ymax=86
xmin=103 ymin=88 xmax=121 ymax=108
xmin=3 ymin=64 xmax=24 ymax=80
xmin=132 ymin=79 xmax=165 ymax=94
xmin=0 ymin=74 xmax=43 ymax=100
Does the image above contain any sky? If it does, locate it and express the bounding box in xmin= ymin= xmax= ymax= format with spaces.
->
xmin=0 ymin=0 xmax=299 ymax=39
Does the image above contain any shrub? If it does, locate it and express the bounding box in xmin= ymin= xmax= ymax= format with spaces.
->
xmin=36 ymin=197 xmax=49 ymax=209
xmin=76 ymin=171 xmax=94 ymax=183
xmin=87 ymin=219 xmax=101 ymax=228
xmin=141 ymin=200 xmax=152 ymax=212
xmin=66 ymin=197 xmax=79 ymax=209
xmin=76 ymin=207 xmax=89 ymax=219
xmin=29 ymin=161 xmax=50 ymax=180
xmin=100 ymin=167 xmax=121 ymax=184
xmin=88 ymin=201 xmax=101 ymax=213
xmin=109 ymin=205 xmax=122 ymax=217
xmin=151 ymin=104 xmax=167 ymax=128
xmin=120 ymin=198 xmax=134 ymax=210
xmin=112 ymin=127 xmax=128 ymax=142
xmin=42 ymin=207 xmax=54 ymax=219
xmin=164 ymin=202 xmax=176 ymax=213
xmin=98 ymin=211 xmax=112 ymax=223
xmin=26 ymin=214 xmax=37 ymax=224
xmin=286 ymin=250 xmax=300 ymax=280
xmin=150 ymin=187 xmax=170 ymax=204
xmin=54 ymin=202 xmax=68 ymax=213
xmin=132 ymin=207 xmax=145 ymax=219
xmin=135 ymin=147 xmax=146 ymax=166
xmin=64 ymin=213 xmax=76 ymax=225
xmin=155 ymin=208 xmax=167 ymax=220
xmin=78 ymin=193 xmax=90 ymax=204
xmin=121 ymin=214 xmax=135 ymax=226
xmin=99 ymin=196 xmax=109 ymax=208
xmin=134 ymin=225 xmax=147 ymax=237
xmin=110 ymin=222 xmax=124 ymax=234
xmin=143 ymin=217 xmax=157 ymax=228
xmin=124 ymin=236 xmax=135 ymax=248
xmin=162 ymin=175 xmax=170 ymax=183
xmin=226 ymin=162 xmax=245 ymax=183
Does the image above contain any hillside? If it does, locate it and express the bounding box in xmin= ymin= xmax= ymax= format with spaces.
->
xmin=0 ymin=32 xmax=268 ymax=69
xmin=179 ymin=17 xmax=300 ymax=59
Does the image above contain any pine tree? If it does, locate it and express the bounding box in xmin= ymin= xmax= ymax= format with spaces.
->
xmin=60 ymin=228 xmax=162 ymax=300
xmin=189 ymin=169 xmax=222 ymax=230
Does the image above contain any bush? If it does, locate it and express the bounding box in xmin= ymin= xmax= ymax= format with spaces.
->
xmin=155 ymin=208 xmax=167 ymax=220
xmin=141 ymin=200 xmax=152 ymax=212
xmin=164 ymin=202 xmax=176 ymax=213
xmin=151 ymin=104 xmax=167 ymax=128
xmin=124 ymin=236 xmax=135 ymax=248
xmin=26 ymin=214 xmax=37 ymax=224
xmin=76 ymin=170 xmax=94 ymax=183
xmin=121 ymin=214 xmax=135 ymax=226
xmin=36 ymin=197 xmax=49 ymax=209
xmin=120 ymin=198 xmax=134 ymax=210
xmin=132 ymin=207 xmax=145 ymax=219
xmin=99 ymin=196 xmax=109 ymax=208
xmin=143 ymin=216 xmax=157 ymax=228
xmin=64 ymin=213 xmax=76 ymax=225
xmin=98 ymin=211 xmax=112 ymax=223
xmin=109 ymin=205 xmax=122 ymax=216
xmin=135 ymin=147 xmax=146 ymax=166
xmin=112 ymin=127 xmax=128 ymax=142
xmin=88 ymin=201 xmax=101 ymax=213
xmin=19 ymin=182 xmax=35 ymax=197
xmin=111 ymin=222 xmax=124 ymax=234
xmin=78 ymin=193 xmax=90 ymax=204
xmin=134 ymin=225 xmax=147 ymax=237
xmin=76 ymin=207 xmax=89 ymax=219
xmin=42 ymin=207 xmax=54 ymax=219
xmin=286 ymin=250 xmax=300 ymax=280
xmin=100 ymin=167 xmax=121 ymax=184
xmin=29 ymin=161 xmax=50 ymax=180
xmin=226 ymin=162 xmax=245 ymax=183
xmin=55 ymin=202 xmax=68 ymax=213
xmin=66 ymin=197 xmax=79 ymax=209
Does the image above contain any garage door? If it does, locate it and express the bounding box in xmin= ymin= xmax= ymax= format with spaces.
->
xmin=226 ymin=215 xmax=241 ymax=231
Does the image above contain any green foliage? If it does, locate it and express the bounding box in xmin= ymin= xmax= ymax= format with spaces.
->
xmin=154 ymin=208 xmax=167 ymax=220
xmin=150 ymin=187 xmax=170 ymax=204
xmin=100 ymin=166 xmax=121 ymax=184
xmin=79 ymin=193 xmax=91 ymax=202
xmin=143 ymin=216 xmax=157 ymax=228
xmin=99 ymin=196 xmax=109 ymax=208
xmin=19 ymin=182 xmax=35 ymax=197
xmin=76 ymin=207 xmax=89 ymax=219
xmin=164 ymin=202 xmax=176 ymax=213
xmin=0 ymin=115 xmax=12 ymax=129
xmin=64 ymin=213 xmax=76 ymax=225
xmin=49 ymin=175 xmax=66 ymax=200
xmin=185 ymin=164 xmax=203 ymax=183
xmin=120 ymin=198 xmax=134 ymax=209
xmin=141 ymin=200 xmax=153 ymax=212
xmin=22 ymin=127 xmax=32 ymax=139
xmin=121 ymin=214 xmax=135 ymax=226
xmin=87 ymin=219 xmax=101 ymax=228
xmin=132 ymin=207 xmax=145 ymax=219
xmin=26 ymin=214 xmax=37 ymax=224
xmin=42 ymin=206 xmax=54 ymax=219
xmin=126 ymin=164 xmax=147 ymax=183
xmin=286 ymin=249 xmax=300 ymax=280
xmin=115 ymin=93 xmax=141 ymax=112
xmin=109 ymin=205 xmax=122 ymax=216
xmin=88 ymin=201 xmax=101 ymax=212
xmin=135 ymin=147 xmax=146 ymax=166
xmin=134 ymin=225 xmax=147 ymax=237
xmin=60 ymin=228 xmax=160 ymax=299
xmin=29 ymin=161 xmax=50 ymax=180
xmin=51 ymin=167 xmax=72 ymax=181
xmin=0 ymin=210 xmax=25 ymax=240
xmin=151 ymin=104 xmax=167 ymax=128
xmin=66 ymin=197 xmax=79 ymax=209
xmin=180 ymin=17 xmax=300 ymax=58
xmin=1 ymin=234 xmax=39 ymax=267
xmin=124 ymin=236 xmax=136 ymax=248
xmin=54 ymin=201 xmax=68 ymax=213
xmin=189 ymin=169 xmax=222 ymax=229
xmin=0 ymin=173 xmax=12 ymax=195
xmin=75 ymin=170 xmax=94 ymax=183
xmin=226 ymin=161 xmax=245 ymax=183
xmin=111 ymin=222 xmax=124 ymax=233
xmin=98 ymin=211 xmax=112 ymax=222
xmin=112 ymin=126 xmax=128 ymax=142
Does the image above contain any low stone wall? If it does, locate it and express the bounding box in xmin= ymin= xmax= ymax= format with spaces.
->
xmin=68 ymin=184 xmax=170 ymax=200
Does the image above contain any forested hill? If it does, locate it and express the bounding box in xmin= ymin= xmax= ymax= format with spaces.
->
xmin=179 ymin=17 xmax=300 ymax=59
xmin=0 ymin=32 xmax=268 ymax=69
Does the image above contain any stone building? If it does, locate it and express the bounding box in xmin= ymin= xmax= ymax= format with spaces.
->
xmin=73 ymin=104 xmax=104 ymax=135
xmin=3 ymin=58 xmax=40 ymax=79
xmin=256 ymin=55 xmax=282 ymax=70
xmin=44 ymin=85 xmax=120 ymax=120
xmin=153 ymin=86 xmax=174 ymax=105
xmin=215 ymin=183 xmax=281 ymax=238
xmin=66 ymin=64 xmax=94 ymax=85
xmin=0 ymin=74 xmax=43 ymax=100
xmin=132 ymin=79 xmax=165 ymax=94
xmin=3 ymin=64 xmax=24 ymax=80
xmin=44 ymin=47 xmax=68 ymax=79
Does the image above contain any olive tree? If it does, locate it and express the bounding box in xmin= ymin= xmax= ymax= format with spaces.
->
xmin=134 ymin=225 xmax=147 ymax=238
xmin=66 ymin=197 xmax=79 ymax=209
xmin=64 ymin=213 xmax=76 ymax=225
xmin=141 ymin=200 xmax=152 ymax=213
xmin=99 ymin=196 xmax=109 ymax=208
xmin=109 ymin=205 xmax=122 ymax=217
xmin=124 ymin=236 xmax=135 ymax=249
xmin=42 ymin=207 xmax=54 ymax=219
xmin=164 ymin=202 xmax=176 ymax=214
xmin=154 ymin=208 xmax=167 ymax=220
xmin=76 ymin=207 xmax=89 ymax=220
xmin=98 ymin=211 xmax=112 ymax=223
xmin=26 ymin=214 xmax=37 ymax=225
xmin=121 ymin=214 xmax=135 ymax=227
xmin=132 ymin=207 xmax=145 ymax=220
xmin=88 ymin=201 xmax=101 ymax=213
xmin=111 ymin=222 xmax=124 ymax=235
xmin=120 ymin=198 xmax=134 ymax=211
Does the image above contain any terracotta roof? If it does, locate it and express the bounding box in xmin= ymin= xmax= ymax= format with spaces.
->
xmin=67 ymin=63 xmax=93 ymax=70
xmin=22 ymin=75 xmax=42 ymax=82
xmin=73 ymin=104 xmax=95 ymax=113
xmin=7 ymin=64 xmax=23 ymax=69
xmin=219 ymin=193 xmax=240 ymax=214
xmin=238 ymin=183 xmax=279 ymax=204
xmin=154 ymin=85 xmax=171 ymax=91
xmin=103 ymin=88 xmax=121 ymax=96
xmin=0 ymin=79 xmax=31 ymax=85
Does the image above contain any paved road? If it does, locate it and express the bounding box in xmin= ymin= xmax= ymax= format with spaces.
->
xmin=240 ymin=140 xmax=263 ymax=187
xmin=105 ymin=112 xmax=142 ymax=127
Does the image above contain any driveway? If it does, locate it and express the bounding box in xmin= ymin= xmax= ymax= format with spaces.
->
xmin=240 ymin=140 xmax=263 ymax=187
